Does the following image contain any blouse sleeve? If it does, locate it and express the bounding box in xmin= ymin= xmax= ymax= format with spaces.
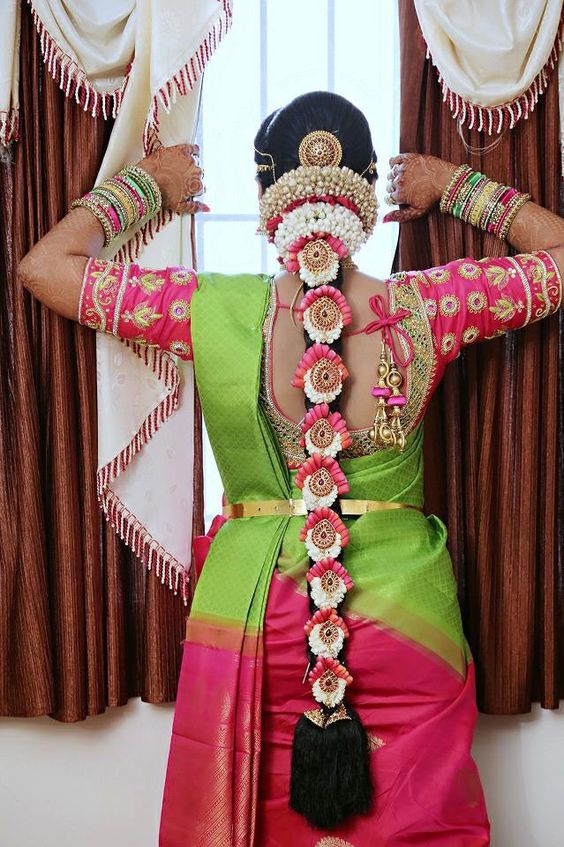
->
xmin=411 ymin=250 xmax=562 ymax=365
xmin=78 ymin=257 xmax=197 ymax=361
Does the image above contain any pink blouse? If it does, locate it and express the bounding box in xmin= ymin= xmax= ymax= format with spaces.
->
xmin=79 ymin=250 xmax=562 ymax=439
xmin=79 ymin=259 xmax=197 ymax=360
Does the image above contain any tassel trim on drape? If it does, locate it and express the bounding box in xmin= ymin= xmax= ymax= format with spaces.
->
xmin=27 ymin=1 xmax=131 ymax=120
xmin=0 ymin=109 xmax=19 ymax=146
xmin=426 ymin=10 xmax=564 ymax=134
xmin=114 ymin=208 xmax=175 ymax=263
xmin=142 ymin=0 xmax=233 ymax=153
xmin=96 ymin=341 xmax=191 ymax=601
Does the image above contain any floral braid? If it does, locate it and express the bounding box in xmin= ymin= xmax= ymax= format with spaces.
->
xmin=288 ymin=255 xmax=372 ymax=828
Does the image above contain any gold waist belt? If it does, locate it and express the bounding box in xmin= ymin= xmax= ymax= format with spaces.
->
xmin=222 ymin=498 xmax=422 ymax=518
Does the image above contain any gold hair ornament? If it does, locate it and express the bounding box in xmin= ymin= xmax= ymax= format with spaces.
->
xmin=254 ymin=146 xmax=277 ymax=182
xmin=360 ymin=158 xmax=378 ymax=179
xmin=298 ymin=130 xmax=343 ymax=168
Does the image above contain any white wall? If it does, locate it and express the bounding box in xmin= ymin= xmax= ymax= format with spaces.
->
xmin=1 ymin=702 xmax=563 ymax=847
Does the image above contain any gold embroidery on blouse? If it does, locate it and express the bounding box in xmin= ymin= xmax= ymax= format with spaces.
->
xmin=121 ymin=302 xmax=163 ymax=329
xmin=489 ymin=296 xmax=525 ymax=323
xmin=440 ymin=332 xmax=456 ymax=355
xmin=462 ymin=326 xmax=480 ymax=345
xmin=466 ymin=290 xmax=487 ymax=313
xmin=168 ymin=299 xmax=191 ymax=321
xmin=132 ymin=271 xmax=166 ymax=295
xmin=427 ymin=268 xmax=450 ymax=284
xmin=388 ymin=272 xmax=436 ymax=434
xmin=439 ymin=293 xmax=460 ymax=317
xmin=171 ymin=269 xmax=194 ymax=285
xmin=458 ymin=262 xmax=481 ymax=280
xmin=483 ymin=263 xmax=512 ymax=289
xmin=507 ymin=256 xmax=533 ymax=324
xmin=87 ymin=261 xmax=121 ymax=332
xmin=112 ymin=263 xmax=130 ymax=336
xmin=169 ymin=340 xmax=191 ymax=357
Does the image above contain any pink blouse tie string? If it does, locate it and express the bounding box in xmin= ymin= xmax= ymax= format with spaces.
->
xmin=363 ymin=294 xmax=415 ymax=368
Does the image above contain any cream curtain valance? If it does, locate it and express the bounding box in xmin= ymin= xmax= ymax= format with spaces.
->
xmin=414 ymin=0 xmax=564 ymax=133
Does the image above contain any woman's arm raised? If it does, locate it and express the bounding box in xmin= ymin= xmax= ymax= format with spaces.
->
xmin=383 ymin=153 xmax=564 ymax=272
xmin=18 ymin=145 xmax=205 ymax=320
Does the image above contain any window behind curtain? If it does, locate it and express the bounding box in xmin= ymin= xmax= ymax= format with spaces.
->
xmin=197 ymin=0 xmax=400 ymax=523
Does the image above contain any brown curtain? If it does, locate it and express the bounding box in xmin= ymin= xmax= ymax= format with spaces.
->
xmin=0 ymin=9 xmax=201 ymax=722
xmin=398 ymin=0 xmax=564 ymax=713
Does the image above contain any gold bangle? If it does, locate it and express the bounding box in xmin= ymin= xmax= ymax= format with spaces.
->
xmin=500 ymin=193 xmax=531 ymax=240
xmin=439 ymin=164 xmax=473 ymax=214
xmin=122 ymin=165 xmax=163 ymax=213
xmin=469 ymin=180 xmax=499 ymax=228
xmin=103 ymin=180 xmax=139 ymax=228
xmin=71 ymin=197 xmax=113 ymax=245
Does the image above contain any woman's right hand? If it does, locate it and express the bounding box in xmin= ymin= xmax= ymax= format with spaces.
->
xmin=136 ymin=144 xmax=208 ymax=215
xmin=382 ymin=154 xmax=457 ymax=224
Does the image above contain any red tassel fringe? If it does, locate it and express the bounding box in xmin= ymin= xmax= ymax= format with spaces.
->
xmin=0 ymin=109 xmax=19 ymax=146
xmin=96 ymin=341 xmax=191 ymax=602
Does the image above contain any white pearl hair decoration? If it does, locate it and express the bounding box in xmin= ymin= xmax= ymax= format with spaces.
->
xmin=258 ymin=164 xmax=379 ymax=235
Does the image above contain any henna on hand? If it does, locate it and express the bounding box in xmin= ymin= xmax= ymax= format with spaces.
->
xmin=382 ymin=153 xmax=457 ymax=224
xmin=137 ymin=143 xmax=208 ymax=215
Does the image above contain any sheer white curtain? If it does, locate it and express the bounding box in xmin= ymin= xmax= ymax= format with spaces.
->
xmin=197 ymin=0 xmax=400 ymax=522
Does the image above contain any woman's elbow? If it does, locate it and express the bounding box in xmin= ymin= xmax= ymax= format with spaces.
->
xmin=17 ymin=251 xmax=36 ymax=294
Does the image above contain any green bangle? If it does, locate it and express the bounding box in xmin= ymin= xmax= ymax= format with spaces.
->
xmin=122 ymin=165 xmax=162 ymax=213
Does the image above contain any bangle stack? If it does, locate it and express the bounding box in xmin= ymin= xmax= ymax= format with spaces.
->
xmin=71 ymin=165 xmax=162 ymax=247
xmin=440 ymin=164 xmax=530 ymax=240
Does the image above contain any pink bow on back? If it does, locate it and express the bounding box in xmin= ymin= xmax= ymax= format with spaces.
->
xmin=364 ymin=293 xmax=414 ymax=368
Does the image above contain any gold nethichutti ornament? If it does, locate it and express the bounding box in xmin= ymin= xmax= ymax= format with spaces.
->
xmin=298 ymin=130 xmax=343 ymax=168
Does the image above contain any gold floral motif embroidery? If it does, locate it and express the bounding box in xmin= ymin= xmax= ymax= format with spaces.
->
xmin=466 ymin=290 xmax=487 ymax=313
xmin=168 ymin=299 xmax=191 ymax=321
xmin=171 ymin=269 xmax=195 ymax=285
xmin=388 ymin=271 xmax=436 ymax=434
xmin=424 ymin=298 xmax=437 ymax=318
xmin=439 ymin=293 xmax=460 ymax=317
xmin=426 ymin=268 xmax=450 ymax=284
xmin=489 ymin=296 xmax=524 ymax=323
xmin=121 ymin=302 xmax=163 ymax=329
xmin=483 ymin=263 xmax=513 ymax=289
xmin=458 ymin=262 xmax=481 ymax=280
xmin=169 ymin=340 xmax=191 ymax=357
xmin=87 ymin=261 xmax=122 ymax=332
xmin=462 ymin=326 xmax=480 ymax=345
xmin=440 ymin=332 xmax=456 ymax=355
xmin=131 ymin=271 xmax=166 ymax=295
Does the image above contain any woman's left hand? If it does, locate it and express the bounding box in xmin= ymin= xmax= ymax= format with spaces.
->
xmin=382 ymin=154 xmax=457 ymax=224
xmin=137 ymin=143 xmax=208 ymax=215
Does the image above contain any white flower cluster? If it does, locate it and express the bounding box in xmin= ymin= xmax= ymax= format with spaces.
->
xmin=302 ymin=477 xmax=338 ymax=511
xmin=309 ymin=573 xmax=348 ymax=608
xmin=302 ymin=308 xmax=344 ymax=343
xmin=297 ymin=248 xmax=340 ymax=287
xmin=312 ymin=676 xmax=346 ymax=708
xmin=273 ymin=202 xmax=366 ymax=258
xmin=305 ymin=528 xmax=343 ymax=561
xmin=303 ymin=370 xmax=343 ymax=404
xmin=308 ymin=623 xmax=346 ymax=659
xmin=304 ymin=428 xmax=342 ymax=458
